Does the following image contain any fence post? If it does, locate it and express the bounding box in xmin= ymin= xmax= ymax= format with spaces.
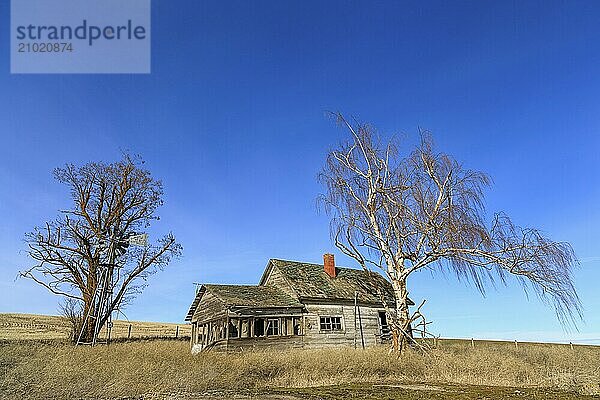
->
xmin=128 ymin=324 xmax=132 ymax=339
xmin=176 ymin=325 xmax=179 ymax=339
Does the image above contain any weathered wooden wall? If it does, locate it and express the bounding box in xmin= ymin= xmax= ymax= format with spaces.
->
xmin=302 ymin=302 xmax=383 ymax=348
xmin=191 ymin=291 xmax=227 ymax=325
xmin=262 ymin=265 xmax=297 ymax=298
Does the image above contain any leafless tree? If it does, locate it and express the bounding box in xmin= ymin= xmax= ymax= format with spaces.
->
xmin=318 ymin=114 xmax=581 ymax=352
xmin=20 ymin=154 xmax=182 ymax=343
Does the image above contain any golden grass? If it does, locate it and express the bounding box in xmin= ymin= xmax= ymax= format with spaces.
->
xmin=0 ymin=313 xmax=190 ymax=340
xmin=1 ymin=339 xmax=599 ymax=399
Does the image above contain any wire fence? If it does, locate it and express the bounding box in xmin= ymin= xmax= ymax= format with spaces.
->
xmin=0 ymin=320 xmax=191 ymax=341
xmin=98 ymin=322 xmax=190 ymax=340
xmin=2 ymin=318 xmax=597 ymax=346
xmin=429 ymin=337 xmax=600 ymax=349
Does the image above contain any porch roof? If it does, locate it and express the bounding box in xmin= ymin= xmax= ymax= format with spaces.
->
xmin=185 ymin=284 xmax=304 ymax=321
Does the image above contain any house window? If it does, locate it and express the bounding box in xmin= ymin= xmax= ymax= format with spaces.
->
xmin=293 ymin=317 xmax=302 ymax=335
xmin=266 ymin=318 xmax=280 ymax=336
xmin=228 ymin=320 xmax=239 ymax=338
xmin=319 ymin=316 xmax=342 ymax=331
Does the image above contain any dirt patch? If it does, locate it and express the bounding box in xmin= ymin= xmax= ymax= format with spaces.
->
xmin=374 ymin=383 xmax=447 ymax=391
xmin=136 ymin=392 xmax=304 ymax=400
xmin=132 ymin=384 xmax=598 ymax=400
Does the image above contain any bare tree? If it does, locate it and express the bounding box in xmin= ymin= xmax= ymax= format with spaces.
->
xmin=318 ymin=114 xmax=581 ymax=352
xmin=20 ymin=154 xmax=182 ymax=343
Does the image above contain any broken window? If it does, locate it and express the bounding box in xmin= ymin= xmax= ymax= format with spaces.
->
xmin=378 ymin=311 xmax=390 ymax=336
xmin=293 ymin=317 xmax=302 ymax=335
xmin=254 ymin=318 xmax=265 ymax=337
xmin=319 ymin=316 xmax=342 ymax=331
xmin=228 ymin=320 xmax=239 ymax=338
xmin=266 ymin=318 xmax=280 ymax=336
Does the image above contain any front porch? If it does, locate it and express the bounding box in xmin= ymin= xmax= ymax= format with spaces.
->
xmin=191 ymin=313 xmax=304 ymax=352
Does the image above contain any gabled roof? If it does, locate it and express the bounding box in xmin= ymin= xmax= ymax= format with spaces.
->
xmin=185 ymin=283 xmax=304 ymax=321
xmin=260 ymin=259 xmax=408 ymax=306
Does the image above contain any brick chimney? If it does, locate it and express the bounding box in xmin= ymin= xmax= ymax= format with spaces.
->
xmin=323 ymin=253 xmax=336 ymax=278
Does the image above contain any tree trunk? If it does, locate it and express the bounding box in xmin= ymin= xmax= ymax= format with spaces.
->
xmin=77 ymin=272 xmax=98 ymax=343
xmin=391 ymin=277 xmax=413 ymax=352
xmin=78 ymin=296 xmax=96 ymax=343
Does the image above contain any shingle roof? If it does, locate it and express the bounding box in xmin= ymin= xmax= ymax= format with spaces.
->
xmin=264 ymin=259 xmax=406 ymax=306
xmin=185 ymin=284 xmax=304 ymax=321
xmin=204 ymin=284 xmax=304 ymax=309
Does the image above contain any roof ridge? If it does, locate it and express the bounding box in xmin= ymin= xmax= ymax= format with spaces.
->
xmin=204 ymin=283 xmax=261 ymax=288
xmin=269 ymin=259 xmax=394 ymax=305
xmin=269 ymin=258 xmax=362 ymax=271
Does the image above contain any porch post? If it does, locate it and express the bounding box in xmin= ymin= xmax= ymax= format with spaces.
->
xmin=225 ymin=312 xmax=229 ymax=349
xmin=190 ymin=322 xmax=195 ymax=347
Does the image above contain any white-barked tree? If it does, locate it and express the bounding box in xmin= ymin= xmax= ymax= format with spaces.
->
xmin=318 ymin=114 xmax=581 ymax=352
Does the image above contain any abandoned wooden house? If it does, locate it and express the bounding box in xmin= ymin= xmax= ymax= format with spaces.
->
xmin=186 ymin=254 xmax=413 ymax=352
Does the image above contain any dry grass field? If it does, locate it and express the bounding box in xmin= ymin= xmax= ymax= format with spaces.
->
xmin=0 ymin=313 xmax=190 ymax=341
xmin=1 ymin=314 xmax=599 ymax=399
xmin=2 ymin=337 xmax=600 ymax=399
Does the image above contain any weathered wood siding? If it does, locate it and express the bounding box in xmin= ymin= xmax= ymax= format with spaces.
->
xmin=262 ymin=265 xmax=297 ymax=299
xmin=302 ymin=302 xmax=383 ymax=348
xmin=191 ymin=291 xmax=227 ymax=325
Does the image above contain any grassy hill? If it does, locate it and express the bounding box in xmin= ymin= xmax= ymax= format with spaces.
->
xmin=0 ymin=313 xmax=190 ymax=341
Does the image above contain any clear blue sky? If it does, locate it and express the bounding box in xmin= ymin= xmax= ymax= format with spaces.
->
xmin=1 ymin=1 xmax=600 ymax=343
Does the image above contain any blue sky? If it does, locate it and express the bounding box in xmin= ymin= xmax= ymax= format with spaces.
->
xmin=1 ymin=0 xmax=600 ymax=343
